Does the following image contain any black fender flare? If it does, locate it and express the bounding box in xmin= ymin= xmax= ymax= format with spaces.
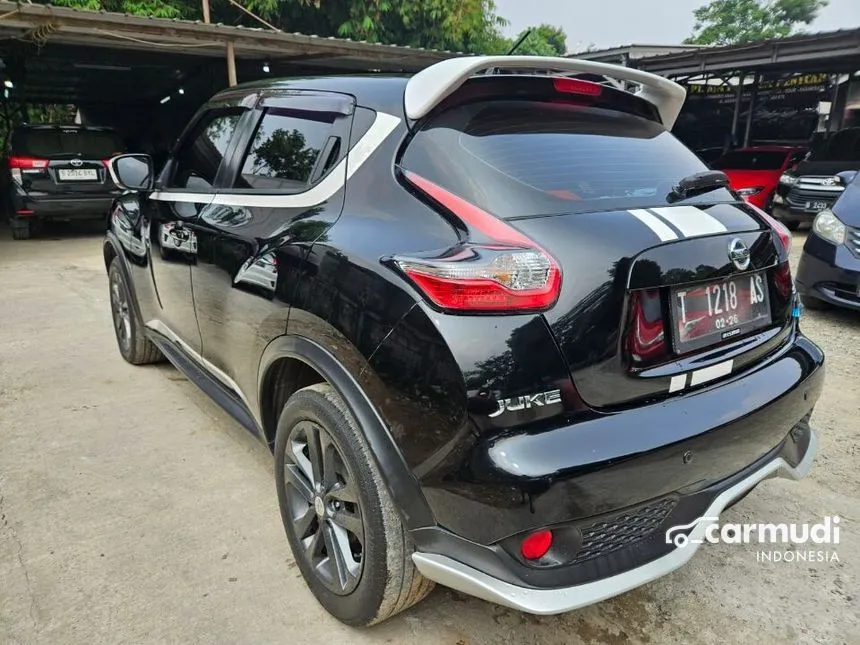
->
xmin=258 ymin=334 xmax=436 ymax=531
xmin=103 ymin=231 xmax=145 ymax=329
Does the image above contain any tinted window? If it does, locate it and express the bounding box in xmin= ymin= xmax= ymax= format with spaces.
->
xmin=169 ymin=109 xmax=244 ymax=190
xmin=712 ymin=151 xmax=788 ymax=170
xmin=12 ymin=128 xmax=125 ymax=158
xmin=234 ymin=107 xmax=336 ymax=192
xmin=402 ymin=100 xmax=730 ymax=219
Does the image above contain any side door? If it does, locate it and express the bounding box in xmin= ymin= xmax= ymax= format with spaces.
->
xmin=145 ymin=100 xmax=248 ymax=354
xmin=192 ymin=90 xmax=355 ymax=403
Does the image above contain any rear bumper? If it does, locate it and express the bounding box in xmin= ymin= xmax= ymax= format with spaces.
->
xmin=413 ymin=426 xmax=818 ymax=615
xmin=771 ymin=202 xmax=817 ymax=224
xmin=411 ymin=333 xmax=824 ymax=607
xmin=796 ymin=235 xmax=860 ymax=310
xmin=11 ymin=193 xmax=116 ymax=220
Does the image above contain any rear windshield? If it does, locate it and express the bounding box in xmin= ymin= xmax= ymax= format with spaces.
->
xmin=401 ymin=100 xmax=735 ymax=218
xmin=712 ymin=150 xmax=787 ymax=170
xmin=12 ymin=128 xmax=126 ymax=158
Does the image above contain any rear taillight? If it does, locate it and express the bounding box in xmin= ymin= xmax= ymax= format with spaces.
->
xmin=773 ymin=261 xmax=793 ymax=300
xmin=752 ymin=205 xmax=792 ymax=254
xmin=9 ymin=156 xmax=48 ymax=169
xmin=626 ymin=289 xmax=668 ymax=365
xmin=396 ymin=172 xmax=562 ymax=313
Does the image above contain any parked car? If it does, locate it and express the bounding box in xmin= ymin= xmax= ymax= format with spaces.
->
xmin=711 ymin=145 xmax=807 ymax=211
xmin=795 ymin=169 xmax=860 ymax=310
xmin=773 ymin=126 xmax=860 ymax=230
xmin=2 ymin=124 xmax=126 ymax=239
xmin=103 ymin=56 xmax=824 ymax=626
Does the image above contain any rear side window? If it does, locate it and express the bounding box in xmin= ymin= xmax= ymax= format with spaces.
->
xmin=401 ymin=100 xmax=731 ymax=219
xmin=712 ymin=151 xmax=788 ymax=170
xmin=234 ymin=107 xmax=340 ymax=192
xmin=12 ymin=128 xmax=125 ymax=158
xmin=168 ymin=108 xmax=244 ymax=190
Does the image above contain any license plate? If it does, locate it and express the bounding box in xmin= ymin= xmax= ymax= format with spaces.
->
xmin=58 ymin=168 xmax=98 ymax=181
xmin=671 ymin=272 xmax=771 ymax=354
xmin=805 ymin=201 xmax=827 ymax=211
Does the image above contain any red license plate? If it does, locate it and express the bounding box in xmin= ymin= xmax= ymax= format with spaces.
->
xmin=670 ymin=272 xmax=771 ymax=353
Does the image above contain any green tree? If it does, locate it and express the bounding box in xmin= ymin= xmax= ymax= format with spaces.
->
xmin=686 ymin=0 xmax=828 ymax=45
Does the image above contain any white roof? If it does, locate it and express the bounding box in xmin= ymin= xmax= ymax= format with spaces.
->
xmin=404 ymin=56 xmax=687 ymax=129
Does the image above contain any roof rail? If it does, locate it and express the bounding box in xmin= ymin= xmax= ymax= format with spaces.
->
xmin=404 ymin=56 xmax=687 ymax=128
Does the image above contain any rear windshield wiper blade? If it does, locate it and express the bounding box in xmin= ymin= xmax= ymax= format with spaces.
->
xmin=667 ymin=170 xmax=730 ymax=204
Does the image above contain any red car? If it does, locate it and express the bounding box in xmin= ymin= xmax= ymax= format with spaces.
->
xmin=711 ymin=146 xmax=807 ymax=211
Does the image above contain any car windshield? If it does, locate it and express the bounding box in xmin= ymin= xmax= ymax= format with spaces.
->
xmin=810 ymin=129 xmax=860 ymax=162
xmin=402 ymin=100 xmax=736 ymax=219
xmin=712 ymin=151 xmax=787 ymax=170
xmin=12 ymin=128 xmax=126 ymax=158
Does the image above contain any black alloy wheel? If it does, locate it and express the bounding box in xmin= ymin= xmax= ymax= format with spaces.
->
xmin=282 ymin=419 xmax=365 ymax=595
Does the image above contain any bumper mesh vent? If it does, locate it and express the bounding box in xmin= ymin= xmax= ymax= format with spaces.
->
xmin=573 ymin=497 xmax=677 ymax=564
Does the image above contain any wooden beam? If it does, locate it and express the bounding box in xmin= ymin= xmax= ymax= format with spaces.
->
xmin=201 ymin=0 xmax=210 ymax=24
xmin=226 ymin=41 xmax=237 ymax=86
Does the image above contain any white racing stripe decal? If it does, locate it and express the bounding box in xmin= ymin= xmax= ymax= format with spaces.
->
xmin=650 ymin=206 xmax=727 ymax=238
xmin=668 ymin=374 xmax=686 ymax=393
xmin=689 ymin=359 xmax=734 ymax=386
xmin=628 ymin=209 xmax=678 ymax=242
xmin=151 ymin=111 xmax=401 ymax=209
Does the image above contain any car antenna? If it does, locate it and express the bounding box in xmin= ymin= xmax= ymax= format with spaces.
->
xmin=484 ymin=28 xmax=533 ymax=76
xmin=506 ymin=28 xmax=532 ymax=55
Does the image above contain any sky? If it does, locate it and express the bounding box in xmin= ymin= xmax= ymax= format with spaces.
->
xmin=494 ymin=0 xmax=860 ymax=53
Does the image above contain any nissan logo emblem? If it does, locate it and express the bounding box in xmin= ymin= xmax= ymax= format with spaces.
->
xmin=728 ymin=237 xmax=751 ymax=271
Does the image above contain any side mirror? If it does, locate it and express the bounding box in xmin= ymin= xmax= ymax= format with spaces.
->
xmin=109 ymin=154 xmax=154 ymax=192
xmin=837 ymin=170 xmax=858 ymax=186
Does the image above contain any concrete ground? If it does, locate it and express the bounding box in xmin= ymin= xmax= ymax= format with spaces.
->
xmin=1 ymin=223 xmax=858 ymax=645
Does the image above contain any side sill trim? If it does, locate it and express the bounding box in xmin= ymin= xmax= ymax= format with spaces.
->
xmin=412 ymin=429 xmax=819 ymax=616
xmin=145 ymin=319 xmax=261 ymax=426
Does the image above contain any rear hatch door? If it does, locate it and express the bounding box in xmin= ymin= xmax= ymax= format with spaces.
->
xmin=400 ymin=78 xmax=793 ymax=409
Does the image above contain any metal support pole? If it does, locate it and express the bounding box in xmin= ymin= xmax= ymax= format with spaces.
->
xmin=743 ymin=72 xmax=760 ymax=147
xmin=730 ymin=72 xmax=745 ymax=148
xmin=226 ymin=41 xmax=237 ymax=87
xmin=202 ymin=0 xmax=210 ymax=24
xmin=827 ymin=74 xmax=840 ymax=134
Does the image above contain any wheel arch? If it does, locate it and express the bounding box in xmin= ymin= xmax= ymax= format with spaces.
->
xmin=258 ymin=334 xmax=436 ymax=531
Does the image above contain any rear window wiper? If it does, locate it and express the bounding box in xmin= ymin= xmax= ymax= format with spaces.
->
xmin=667 ymin=170 xmax=730 ymax=204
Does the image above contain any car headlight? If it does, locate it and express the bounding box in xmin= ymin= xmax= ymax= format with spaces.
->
xmin=812 ymin=209 xmax=846 ymax=245
xmin=737 ymin=186 xmax=764 ymax=197
xmin=779 ymin=173 xmax=798 ymax=186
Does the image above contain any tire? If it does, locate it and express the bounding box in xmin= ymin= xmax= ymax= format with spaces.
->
xmin=108 ymin=258 xmax=163 ymax=365
xmin=11 ymin=218 xmax=31 ymax=240
xmin=274 ymin=383 xmax=433 ymax=626
xmin=800 ymin=293 xmax=829 ymax=311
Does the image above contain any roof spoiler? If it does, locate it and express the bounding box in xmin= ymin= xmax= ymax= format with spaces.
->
xmin=404 ymin=56 xmax=687 ymax=129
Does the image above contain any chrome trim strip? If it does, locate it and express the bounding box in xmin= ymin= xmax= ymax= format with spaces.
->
xmin=412 ymin=430 xmax=818 ymax=616
xmin=145 ymin=319 xmax=259 ymax=424
xmin=150 ymin=111 xmax=401 ymax=209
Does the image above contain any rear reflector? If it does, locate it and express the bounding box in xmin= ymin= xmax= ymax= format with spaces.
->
xmin=397 ymin=172 xmax=562 ymax=312
xmin=553 ymin=77 xmax=603 ymax=97
xmin=521 ymin=530 xmax=553 ymax=560
xmin=626 ymin=289 xmax=668 ymax=364
xmin=16 ymin=209 xmax=34 ymax=216
xmin=9 ymin=156 xmax=48 ymax=169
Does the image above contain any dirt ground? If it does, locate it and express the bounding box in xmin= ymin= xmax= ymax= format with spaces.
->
xmin=1 ymin=223 xmax=858 ymax=645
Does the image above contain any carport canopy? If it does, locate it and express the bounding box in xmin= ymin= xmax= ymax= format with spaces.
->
xmin=0 ymin=1 xmax=456 ymax=108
